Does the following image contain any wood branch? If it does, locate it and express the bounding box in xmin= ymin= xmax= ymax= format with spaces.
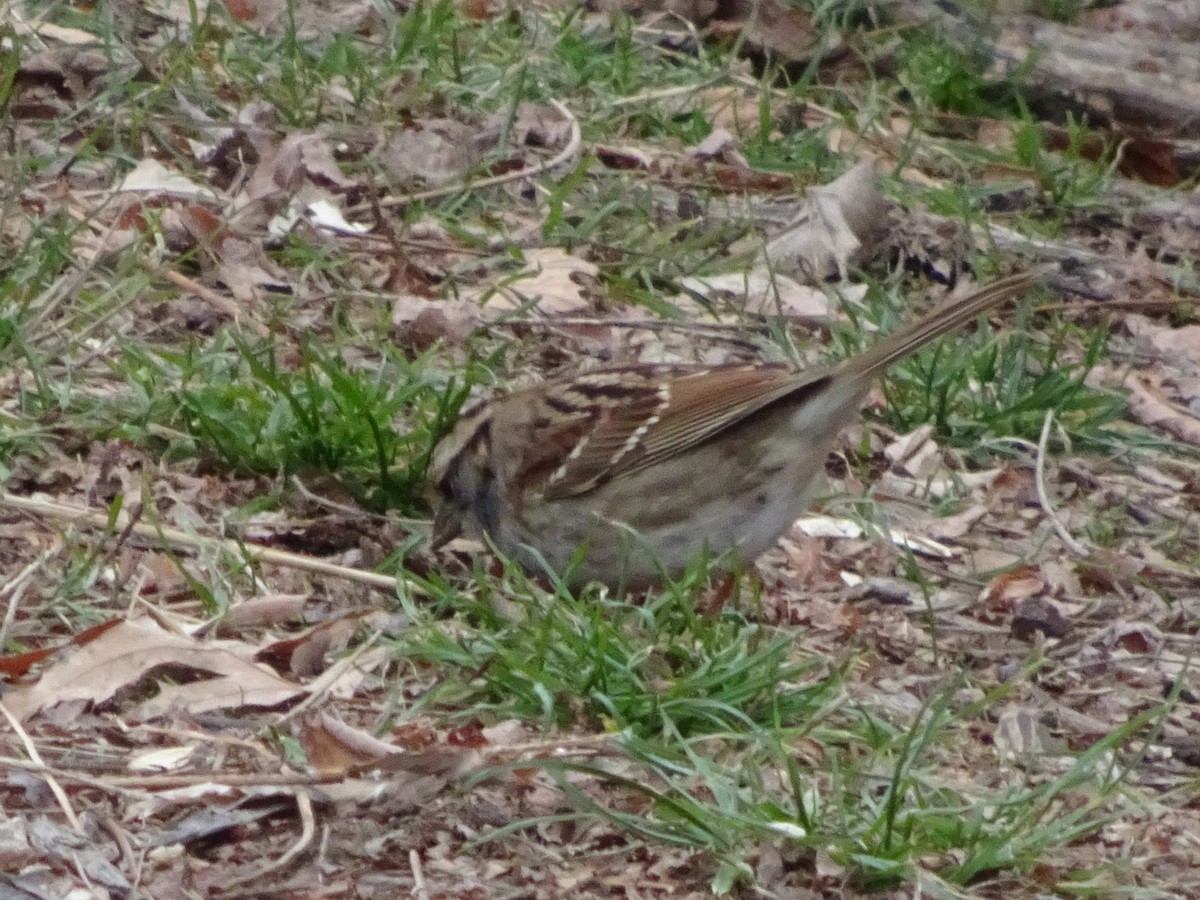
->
xmin=886 ymin=0 xmax=1200 ymax=138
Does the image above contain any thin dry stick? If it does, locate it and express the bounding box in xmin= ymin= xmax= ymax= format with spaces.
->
xmin=410 ymin=848 xmax=429 ymax=900
xmin=0 ymin=756 xmax=154 ymax=799
xmin=98 ymin=815 xmax=141 ymax=888
xmin=484 ymin=731 xmax=622 ymax=761
xmin=378 ymin=98 xmax=581 ymax=208
xmin=499 ymin=315 xmax=767 ymax=335
xmin=608 ymin=79 xmax=719 ymax=108
xmin=0 ymin=756 xmax=340 ymax=790
xmin=289 ymin=475 xmax=391 ymax=522
xmin=331 ymin=236 xmax=492 ymax=257
xmin=0 ymin=700 xmax=83 ymax=832
xmin=130 ymin=718 xmax=289 ymax=760
xmin=1 ymin=550 xmax=53 ymax=646
xmin=1036 ymin=297 xmax=1187 ymax=313
xmin=0 ymin=493 xmax=415 ymax=594
xmin=1036 ymin=410 xmax=1089 ymax=557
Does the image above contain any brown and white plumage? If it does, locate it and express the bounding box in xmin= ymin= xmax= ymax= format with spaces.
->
xmin=431 ymin=270 xmax=1042 ymax=588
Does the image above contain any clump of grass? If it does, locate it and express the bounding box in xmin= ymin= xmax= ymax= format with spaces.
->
xmin=110 ymin=337 xmax=470 ymax=512
xmin=1012 ymin=113 xmax=1114 ymax=211
xmin=897 ymin=35 xmax=1018 ymax=120
xmin=395 ymin=561 xmax=1147 ymax=894
xmin=0 ymin=0 xmax=1177 ymax=895
xmin=394 ymin=559 xmax=841 ymax=737
xmin=833 ymin=276 xmax=1125 ymax=449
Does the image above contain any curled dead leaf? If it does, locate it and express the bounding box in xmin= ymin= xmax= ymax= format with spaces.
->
xmin=760 ymin=160 xmax=893 ymax=280
xmin=299 ymin=709 xmax=483 ymax=780
xmin=979 ymin=565 xmax=1049 ymax=622
xmin=5 ymin=618 xmax=304 ymax=722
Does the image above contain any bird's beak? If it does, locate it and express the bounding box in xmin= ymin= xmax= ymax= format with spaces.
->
xmin=430 ymin=504 xmax=463 ymax=549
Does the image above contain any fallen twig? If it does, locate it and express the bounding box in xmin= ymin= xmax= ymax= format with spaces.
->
xmin=1 ymin=492 xmax=418 ymax=595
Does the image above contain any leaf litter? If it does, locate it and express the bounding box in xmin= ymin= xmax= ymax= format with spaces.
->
xmin=5 ymin=0 xmax=1200 ymax=897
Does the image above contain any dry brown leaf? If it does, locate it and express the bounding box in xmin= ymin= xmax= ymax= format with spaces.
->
xmin=1127 ymin=315 xmax=1200 ymax=374
xmin=175 ymin=202 xmax=229 ymax=248
xmin=480 ymin=718 xmax=529 ymax=747
xmin=0 ymin=619 xmax=121 ymax=680
xmin=238 ymin=131 xmax=357 ymax=207
xmin=979 ymin=565 xmax=1049 ymax=622
xmin=760 ymin=160 xmax=893 ymax=280
xmin=220 ymin=593 xmax=311 ymax=629
xmin=16 ymin=19 xmax=100 ymax=46
xmin=300 ymin=709 xmax=403 ymax=774
xmin=1125 ymin=374 xmax=1200 ymax=446
xmin=304 ymin=197 xmax=371 ymax=235
xmin=131 ymin=673 xmax=303 ymax=720
xmin=688 ymin=127 xmax=748 ymax=168
xmin=503 ymin=100 xmax=573 ymax=149
xmin=1098 ymin=620 xmax=1162 ymax=654
xmin=121 ymin=550 xmax=192 ymax=599
xmin=305 ymin=645 xmax=391 ymax=701
xmin=594 ymin=144 xmax=654 ymax=171
xmin=927 ymin=504 xmax=987 ymax=540
xmin=378 ymin=118 xmax=485 ymax=187
xmin=255 ymin=615 xmax=360 ymax=678
xmin=5 ymin=618 xmax=304 ymax=722
xmin=16 ymin=47 xmax=109 ymax=96
xmin=677 ymin=271 xmax=836 ymax=320
xmin=1083 ymin=0 xmax=1200 ymax=39
xmin=4 ymin=815 xmax=130 ymax=892
xmin=120 ymin=158 xmax=218 ymax=201
xmin=128 ymin=745 xmax=197 ymax=773
xmin=710 ymin=0 xmax=820 ymax=63
xmin=146 ymin=0 xmax=376 ymax=39
xmin=146 ymin=801 xmax=291 ymax=850
xmin=211 ymin=233 xmax=292 ymax=303
xmin=392 ymin=295 xmax=479 ymax=348
xmin=71 ymin=220 xmax=143 ymax=263
xmin=883 ymin=424 xmax=941 ymax=478
xmin=299 ymin=709 xmax=483 ymax=780
xmin=759 ymin=536 xmax=835 ymax=592
xmin=479 ymin=247 xmax=598 ymax=315
xmin=711 ymin=165 xmax=795 ymax=193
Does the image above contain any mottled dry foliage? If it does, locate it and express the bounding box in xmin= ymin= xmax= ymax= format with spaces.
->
xmin=3 ymin=0 xmax=1200 ymax=898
